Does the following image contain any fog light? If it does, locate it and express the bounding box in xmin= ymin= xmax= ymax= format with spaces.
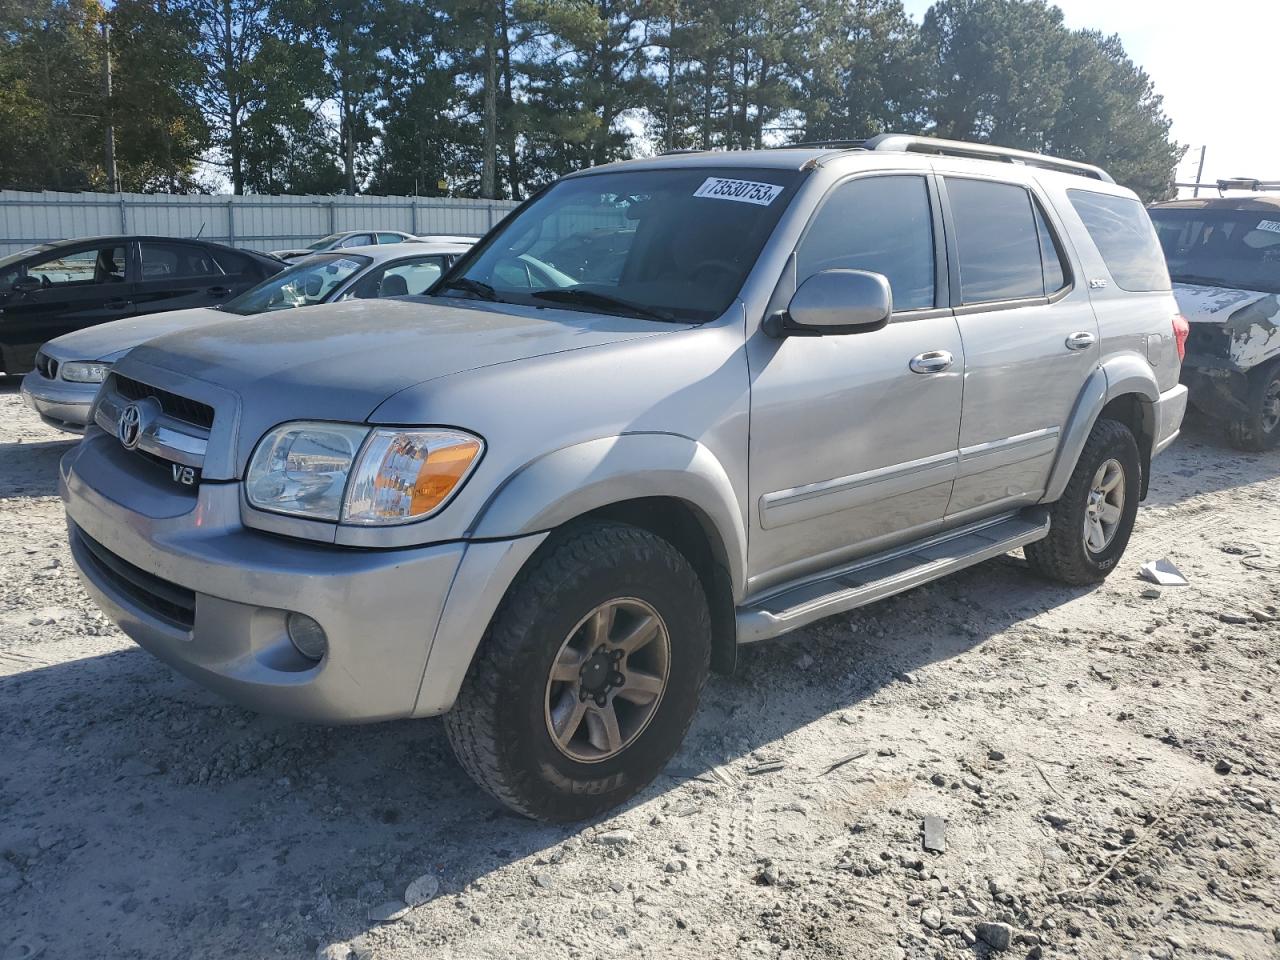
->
xmin=286 ymin=613 xmax=328 ymax=661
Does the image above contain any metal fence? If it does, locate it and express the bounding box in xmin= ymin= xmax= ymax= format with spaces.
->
xmin=0 ymin=190 xmax=522 ymax=256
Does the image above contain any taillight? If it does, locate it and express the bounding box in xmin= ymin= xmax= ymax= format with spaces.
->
xmin=1172 ymin=313 xmax=1189 ymax=361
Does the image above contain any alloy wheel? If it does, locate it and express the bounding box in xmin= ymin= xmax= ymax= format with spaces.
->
xmin=1083 ymin=458 xmax=1125 ymax=554
xmin=543 ymin=598 xmax=671 ymax=763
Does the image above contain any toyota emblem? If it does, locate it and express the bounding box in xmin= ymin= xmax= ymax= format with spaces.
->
xmin=118 ymin=403 xmax=143 ymax=450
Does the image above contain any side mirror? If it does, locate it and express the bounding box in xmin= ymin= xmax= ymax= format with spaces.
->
xmin=767 ymin=268 xmax=892 ymax=337
xmin=12 ymin=275 xmax=41 ymax=295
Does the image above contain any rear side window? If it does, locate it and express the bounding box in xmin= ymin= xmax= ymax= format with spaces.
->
xmin=946 ymin=178 xmax=1045 ymax=303
xmin=139 ymin=242 xmax=220 ymax=280
xmin=797 ymin=175 xmax=935 ymax=311
xmin=211 ymin=248 xmax=257 ymax=276
xmin=1068 ymin=190 xmax=1170 ymax=291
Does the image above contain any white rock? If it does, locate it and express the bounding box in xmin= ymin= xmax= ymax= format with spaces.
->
xmin=404 ymin=872 xmax=440 ymax=907
xmin=595 ymin=829 xmax=636 ymax=846
xmin=368 ymin=900 xmax=410 ymax=924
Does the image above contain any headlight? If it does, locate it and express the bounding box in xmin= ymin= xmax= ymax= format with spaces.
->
xmin=245 ymin=422 xmax=483 ymax=524
xmin=61 ymin=361 xmax=111 ymax=383
xmin=245 ymin=422 xmax=369 ymax=521
xmin=343 ymin=429 xmax=484 ymax=525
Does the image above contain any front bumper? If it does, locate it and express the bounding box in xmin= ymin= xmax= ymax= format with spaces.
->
xmin=61 ymin=434 xmax=543 ymax=723
xmin=1152 ymin=383 xmax=1189 ymax=457
xmin=20 ymin=371 xmax=95 ymax=433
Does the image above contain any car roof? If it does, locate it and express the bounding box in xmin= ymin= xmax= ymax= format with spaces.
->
xmin=40 ymin=235 xmax=246 ymax=251
xmin=307 ymin=242 xmax=471 ymax=262
xmin=568 ymin=148 xmax=836 ymax=177
xmin=1150 ymin=195 xmax=1280 ymax=212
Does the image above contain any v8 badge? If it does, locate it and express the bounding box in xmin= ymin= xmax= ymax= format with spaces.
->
xmin=171 ymin=463 xmax=198 ymax=487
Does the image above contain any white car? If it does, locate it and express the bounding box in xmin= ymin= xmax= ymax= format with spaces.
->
xmin=1149 ymin=195 xmax=1280 ymax=449
xmin=21 ymin=241 xmax=471 ymax=432
xmin=269 ymin=230 xmax=418 ymax=261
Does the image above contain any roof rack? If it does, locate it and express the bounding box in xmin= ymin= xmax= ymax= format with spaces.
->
xmin=773 ymin=139 xmax=869 ymax=151
xmin=863 ymin=134 xmax=1113 ymax=183
xmin=1175 ymin=178 xmax=1280 ymax=195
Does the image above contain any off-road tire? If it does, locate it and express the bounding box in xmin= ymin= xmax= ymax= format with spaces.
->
xmin=1225 ymin=361 xmax=1280 ymax=452
xmin=444 ymin=521 xmax=711 ymax=822
xmin=1025 ymin=418 xmax=1140 ymax=585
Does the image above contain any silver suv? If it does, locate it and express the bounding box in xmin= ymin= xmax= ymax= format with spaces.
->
xmin=60 ymin=135 xmax=1188 ymax=821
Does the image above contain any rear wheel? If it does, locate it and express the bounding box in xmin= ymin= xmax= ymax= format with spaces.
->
xmin=1225 ymin=362 xmax=1280 ymax=451
xmin=1026 ymin=418 xmax=1140 ymax=585
xmin=444 ymin=521 xmax=711 ymax=822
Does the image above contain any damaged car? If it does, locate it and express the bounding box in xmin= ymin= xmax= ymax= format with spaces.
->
xmin=1149 ymin=196 xmax=1280 ymax=449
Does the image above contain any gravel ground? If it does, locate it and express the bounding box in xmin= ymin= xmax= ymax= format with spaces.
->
xmin=1 ymin=376 xmax=1278 ymax=960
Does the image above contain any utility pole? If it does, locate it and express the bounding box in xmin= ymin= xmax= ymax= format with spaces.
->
xmin=1192 ymin=145 xmax=1206 ymax=198
xmin=101 ymin=23 xmax=120 ymax=193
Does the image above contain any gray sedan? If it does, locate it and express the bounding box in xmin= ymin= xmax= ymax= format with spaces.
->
xmin=21 ymin=241 xmax=470 ymax=432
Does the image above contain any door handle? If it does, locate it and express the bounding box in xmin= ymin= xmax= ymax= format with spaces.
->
xmin=105 ymin=298 xmax=130 ymax=310
xmin=207 ymin=286 xmax=231 ymax=297
xmin=909 ymin=350 xmax=954 ymax=374
xmin=1065 ymin=331 xmax=1097 ymax=351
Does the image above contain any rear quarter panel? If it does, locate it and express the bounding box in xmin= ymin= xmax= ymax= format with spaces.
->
xmin=1042 ymin=181 xmax=1181 ymax=396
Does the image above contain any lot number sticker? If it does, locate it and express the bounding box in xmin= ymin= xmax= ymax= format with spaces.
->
xmin=693 ymin=177 xmax=784 ymax=206
xmin=1256 ymin=219 xmax=1280 ymax=235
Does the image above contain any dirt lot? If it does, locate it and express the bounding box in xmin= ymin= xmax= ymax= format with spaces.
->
xmin=1 ymin=378 xmax=1278 ymax=960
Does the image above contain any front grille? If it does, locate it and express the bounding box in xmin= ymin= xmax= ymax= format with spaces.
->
xmin=35 ymin=352 xmax=59 ymax=380
xmin=113 ymin=374 xmax=215 ymax=430
xmin=73 ymin=525 xmax=196 ymax=629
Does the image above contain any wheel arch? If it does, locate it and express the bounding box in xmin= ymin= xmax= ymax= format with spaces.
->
xmin=467 ymin=433 xmax=747 ymax=675
xmin=1045 ymin=361 xmax=1159 ymax=503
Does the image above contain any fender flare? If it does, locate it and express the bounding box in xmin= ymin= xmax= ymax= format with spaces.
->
xmin=1044 ymin=359 xmax=1159 ymax=502
xmin=468 ymin=432 xmax=748 ymax=598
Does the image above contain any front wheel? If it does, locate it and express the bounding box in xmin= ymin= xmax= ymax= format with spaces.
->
xmin=1225 ymin=362 xmax=1280 ymax=451
xmin=444 ymin=521 xmax=711 ymax=822
xmin=1026 ymin=418 xmax=1141 ymax=585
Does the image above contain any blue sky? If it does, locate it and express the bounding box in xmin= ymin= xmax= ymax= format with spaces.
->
xmin=900 ymin=0 xmax=1277 ymax=196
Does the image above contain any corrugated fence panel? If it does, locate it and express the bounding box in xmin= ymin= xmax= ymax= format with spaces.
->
xmin=0 ymin=191 xmax=520 ymax=256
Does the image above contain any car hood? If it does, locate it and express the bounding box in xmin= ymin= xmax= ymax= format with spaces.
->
xmin=118 ymin=296 xmax=676 ymax=473
xmin=269 ymin=249 xmax=311 ymax=259
xmin=42 ymin=307 xmax=230 ymax=362
xmin=1172 ymin=282 xmax=1274 ymax=324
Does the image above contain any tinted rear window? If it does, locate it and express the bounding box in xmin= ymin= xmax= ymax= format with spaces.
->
xmin=1068 ymin=190 xmax=1170 ymax=292
xmin=946 ymin=178 xmax=1045 ymax=303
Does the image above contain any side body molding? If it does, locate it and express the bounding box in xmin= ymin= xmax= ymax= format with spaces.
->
xmin=468 ymin=432 xmax=748 ymax=599
xmin=1042 ymin=358 xmax=1159 ymax=503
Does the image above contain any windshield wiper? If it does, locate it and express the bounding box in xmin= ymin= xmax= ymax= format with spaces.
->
xmin=530 ymin=288 xmax=676 ymax=322
xmin=437 ymin=277 xmax=498 ymax=301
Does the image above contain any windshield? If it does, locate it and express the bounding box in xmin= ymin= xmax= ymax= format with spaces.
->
xmin=307 ymin=234 xmax=344 ymax=251
xmin=222 ymin=254 xmax=370 ymax=315
xmin=1149 ymin=207 xmax=1280 ymax=294
xmin=0 ymin=244 xmax=55 ymax=269
xmin=438 ymin=166 xmax=802 ymax=322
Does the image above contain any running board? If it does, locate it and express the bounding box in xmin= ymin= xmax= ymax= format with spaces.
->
xmin=736 ymin=508 xmax=1050 ymax=644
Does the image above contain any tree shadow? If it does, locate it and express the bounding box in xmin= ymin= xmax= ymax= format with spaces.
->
xmin=0 ymin=558 xmax=1087 ymax=958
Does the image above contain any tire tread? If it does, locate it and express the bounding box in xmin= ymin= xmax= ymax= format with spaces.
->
xmin=444 ymin=521 xmax=709 ymax=820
